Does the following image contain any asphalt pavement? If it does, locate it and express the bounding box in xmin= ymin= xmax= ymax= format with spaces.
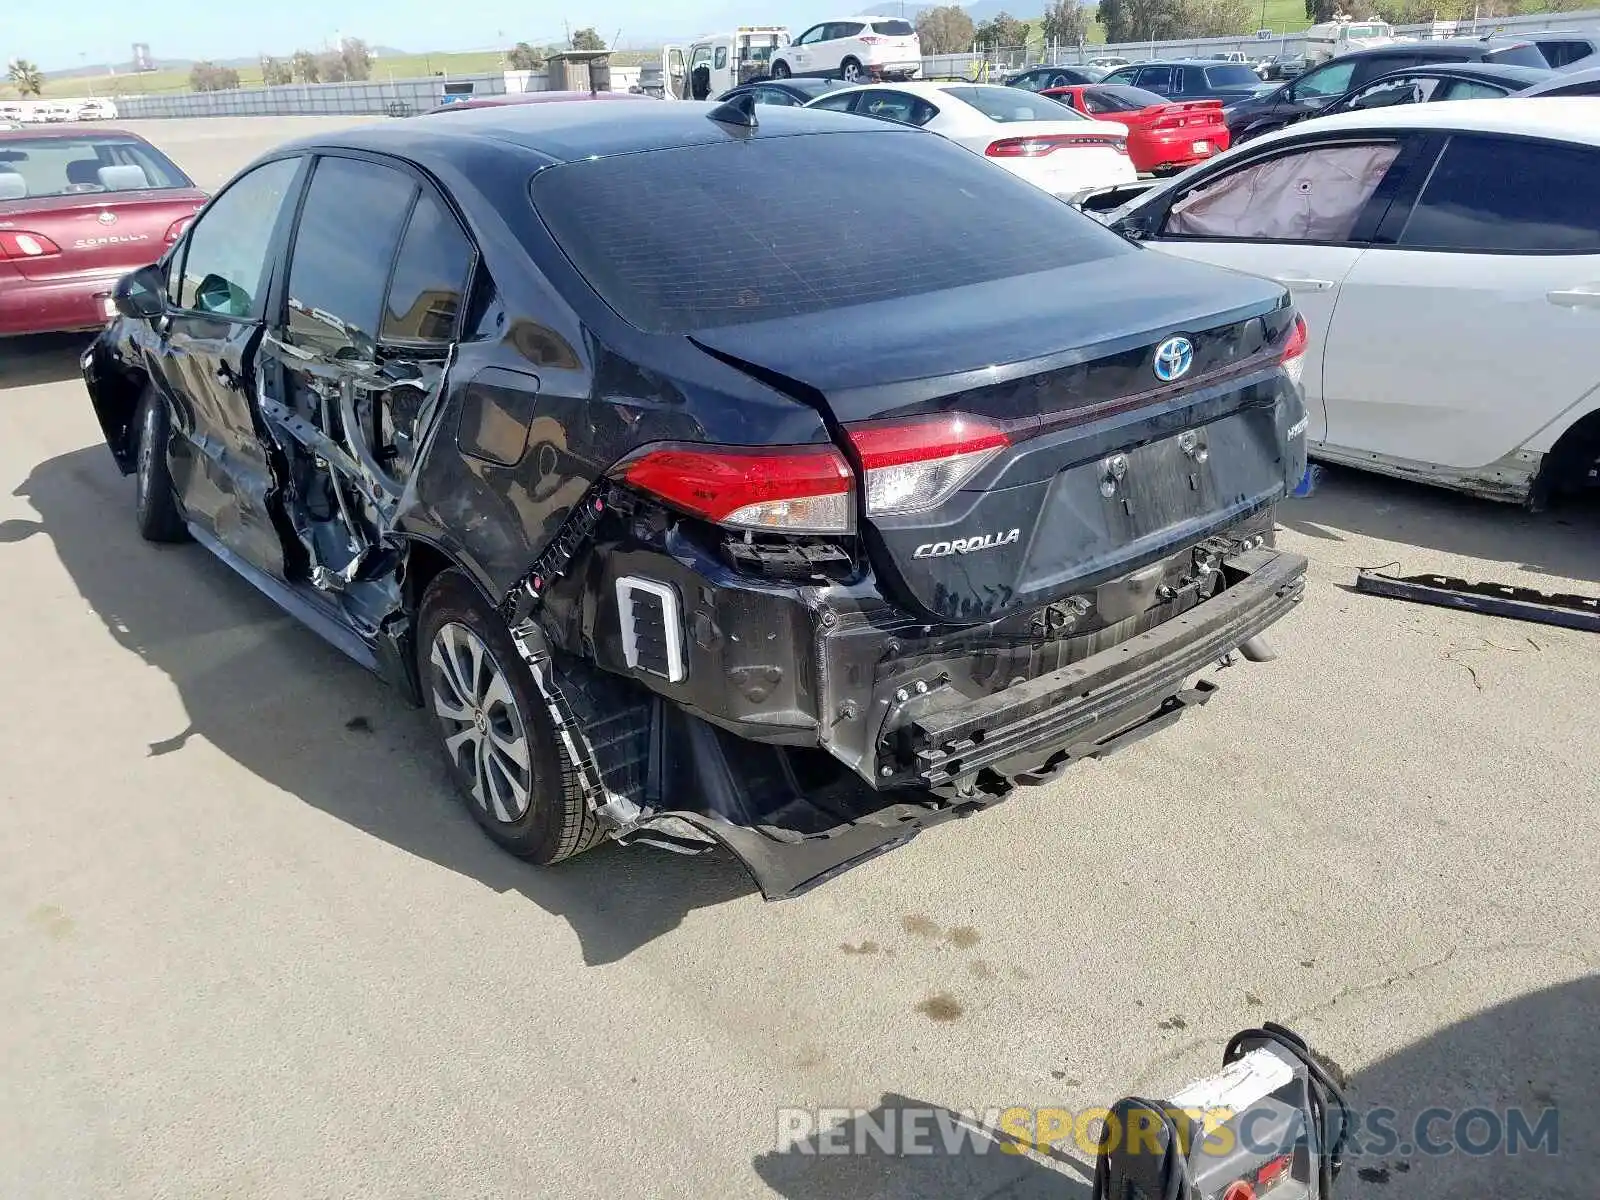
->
xmin=1 ymin=117 xmax=1596 ymax=1199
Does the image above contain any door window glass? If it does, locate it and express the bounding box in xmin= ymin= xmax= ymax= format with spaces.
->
xmin=714 ymin=46 xmax=728 ymax=71
xmin=806 ymin=92 xmax=858 ymax=112
xmin=1441 ymin=79 xmax=1509 ymax=100
xmin=1344 ymin=75 xmax=1441 ymax=110
xmin=856 ymin=91 xmax=938 ymax=126
xmin=1398 ymin=135 xmax=1600 ymax=253
xmin=752 ymin=86 xmax=796 ymax=106
xmin=1164 ymin=141 xmax=1400 ymax=242
xmin=1136 ymin=67 xmax=1174 ymax=91
xmin=794 ymin=26 xmax=823 ymax=45
xmin=176 ymin=156 xmax=301 ymax=317
xmin=381 ymin=191 xmax=473 ymax=343
xmin=1292 ymin=60 xmax=1356 ymax=98
xmin=286 ymin=156 xmax=415 ymax=347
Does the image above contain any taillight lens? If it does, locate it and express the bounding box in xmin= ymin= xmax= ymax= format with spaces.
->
xmin=0 ymin=231 xmax=62 ymax=259
xmin=859 ymin=34 xmax=887 ymax=43
xmin=164 ymin=215 xmax=196 ymax=244
xmin=986 ymin=134 xmax=1125 ymax=157
xmin=847 ymin=414 xmax=1010 ymax=516
xmin=621 ymin=445 xmax=853 ymax=534
xmin=1280 ymin=313 xmax=1308 ymax=387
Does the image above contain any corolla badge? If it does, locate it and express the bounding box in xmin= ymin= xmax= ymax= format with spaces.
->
xmin=1153 ymin=335 xmax=1194 ymax=383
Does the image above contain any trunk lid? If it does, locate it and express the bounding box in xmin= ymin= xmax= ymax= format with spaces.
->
xmin=1142 ymin=100 xmax=1227 ymax=129
xmin=692 ymin=251 xmax=1299 ymax=624
xmin=0 ymin=189 xmax=205 ymax=281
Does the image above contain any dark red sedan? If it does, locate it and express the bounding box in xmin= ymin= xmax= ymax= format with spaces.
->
xmin=0 ymin=129 xmax=206 ymax=337
xmin=1043 ymin=84 xmax=1231 ymax=174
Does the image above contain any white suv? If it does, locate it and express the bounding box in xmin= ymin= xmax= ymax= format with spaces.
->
xmin=771 ymin=16 xmax=922 ymax=84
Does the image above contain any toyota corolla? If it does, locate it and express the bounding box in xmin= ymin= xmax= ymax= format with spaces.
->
xmin=81 ymin=99 xmax=1309 ymax=897
xmin=0 ymin=128 xmax=206 ymax=337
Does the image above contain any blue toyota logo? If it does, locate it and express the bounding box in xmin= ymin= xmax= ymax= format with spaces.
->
xmin=1153 ymin=336 xmax=1194 ymax=383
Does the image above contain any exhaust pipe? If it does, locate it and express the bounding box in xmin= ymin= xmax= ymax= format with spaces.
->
xmin=1237 ymin=635 xmax=1277 ymax=663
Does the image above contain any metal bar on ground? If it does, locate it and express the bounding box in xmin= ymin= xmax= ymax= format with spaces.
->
xmin=1355 ymin=569 xmax=1600 ymax=633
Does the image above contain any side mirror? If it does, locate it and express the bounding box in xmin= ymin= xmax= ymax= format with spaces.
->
xmin=113 ymin=263 xmax=166 ymax=320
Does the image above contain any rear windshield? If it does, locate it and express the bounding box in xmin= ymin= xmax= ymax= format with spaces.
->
xmin=1484 ymin=42 xmax=1550 ymax=68
xmin=872 ymin=20 xmax=916 ymax=35
xmin=1084 ymin=84 xmax=1169 ymax=112
xmin=530 ymin=132 xmax=1130 ymax=335
xmin=0 ymin=137 xmax=190 ymax=200
xmin=1203 ymin=66 xmax=1261 ymax=88
xmin=942 ymin=86 xmax=1086 ymax=121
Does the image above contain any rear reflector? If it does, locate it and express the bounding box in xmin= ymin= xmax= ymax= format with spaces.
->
xmin=0 ymin=231 xmax=61 ymax=259
xmin=847 ymin=414 xmax=1010 ymax=516
xmin=1280 ymin=313 xmax=1308 ymax=388
xmin=1256 ymin=1153 xmax=1292 ymax=1188
xmin=621 ymin=444 xmax=853 ymax=534
xmin=987 ymin=134 xmax=1127 ymax=157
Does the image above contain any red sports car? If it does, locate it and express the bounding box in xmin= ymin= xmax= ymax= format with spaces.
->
xmin=0 ymin=128 xmax=206 ymax=337
xmin=1043 ymin=84 xmax=1231 ymax=174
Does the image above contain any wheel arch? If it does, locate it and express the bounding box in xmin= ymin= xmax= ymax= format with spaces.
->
xmin=1532 ymin=407 xmax=1600 ymax=505
xmin=382 ymin=536 xmax=503 ymax=707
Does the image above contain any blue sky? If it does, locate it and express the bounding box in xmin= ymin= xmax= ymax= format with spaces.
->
xmin=8 ymin=1 xmax=923 ymax=69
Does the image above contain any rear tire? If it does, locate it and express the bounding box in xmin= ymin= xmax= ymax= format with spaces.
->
xmin=771 ymin=59 xmax=791 ymax=79
xmin=840 ymin=57 xmax=863 ymax=83
xmin=133 ymin=385 xmax=189 ymax=544
xmin=417 ymin=570 xmax=603 ymax=865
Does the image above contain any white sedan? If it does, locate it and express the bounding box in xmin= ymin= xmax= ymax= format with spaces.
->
xmin=804 ymin=82 xmax=1137 ymax=198
xmin=1100 ymin=98 xmax=1600 ymax=505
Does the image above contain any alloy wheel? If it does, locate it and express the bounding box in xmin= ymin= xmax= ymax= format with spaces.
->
xmin=429 ymin=621 xmax=533 ymax=823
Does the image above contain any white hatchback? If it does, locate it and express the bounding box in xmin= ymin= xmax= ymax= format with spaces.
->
xmin=772 ymin=16 xmax=922 ymax=84
xmin=806 ymin=82 xmax=1136 ymax=197
xmin=1102 ymin=98 xmax=1600 ymax=504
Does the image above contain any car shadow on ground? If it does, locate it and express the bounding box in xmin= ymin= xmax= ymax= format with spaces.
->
xmin=1280 ymin=463 xmax=1600 ymax=588
xmin=1338 ymin=975 xmax=1597 ymax=1197
xmin=751 ymin=1093 xmax=1092 ymax=1200
xmin=0 ymin=333 xmax=95 ymax=388
xmin=11 ymin=444 xmax=758 ymax=965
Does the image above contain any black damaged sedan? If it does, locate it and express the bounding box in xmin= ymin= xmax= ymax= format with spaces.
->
xmin=83 ymin=98 xmax=1310 ymax=898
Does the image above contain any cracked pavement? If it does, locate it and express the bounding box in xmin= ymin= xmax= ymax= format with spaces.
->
xmin=1 ymin=117 xmax=1597 ymax=1199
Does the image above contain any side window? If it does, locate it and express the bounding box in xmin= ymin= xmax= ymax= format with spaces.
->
xmin=835 ymin=22 xmax=866 ymax=39
xmin=794 ymin=25 xmax=823 ymax=45
xmin=807 ymin=92 xmax=859 ymax=113
xmin=382 ymin=191 xmax=473 ymax=343
xmin=1105 ymin=69 xmax=1136 ymax=86
xmin=1292 ymin=60 xmax=1356 ymax=99
xmin=1345 ymin=75 xmax=1439 ymax=110
xmin=690 ymin=46 xmax=712 ymax=70
xmin=752 ymin=86 xmax=795 ymax=106
xmin=174 ymin=157 xmax=301 ymax=317
xmin=857 ymin=90 xmax=934 ymax=125
xmin=285 ymin=156 xmax=416 ymax=349
xmin=714 ymin=46 xmax=728 ymax=71
xmin=1164 ymin=141 xmax=1402 ymax=242
xmin=1137 ymin=67 xmax=1174 ymax=92
xmin=1441 ymin=79 xmax=1508 ymax=101
xmin=1397 ymin=135 xmax=1600 ymax=253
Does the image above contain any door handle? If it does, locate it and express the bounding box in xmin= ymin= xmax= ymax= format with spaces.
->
xmin=1547 ymin=287 xmax=1600 ymax=310
xmin=1271 ymin=275 xmax=1335 ymax=292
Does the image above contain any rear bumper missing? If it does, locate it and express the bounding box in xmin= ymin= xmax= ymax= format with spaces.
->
xmin=891 ymin=547 xmax=1305 ymax=790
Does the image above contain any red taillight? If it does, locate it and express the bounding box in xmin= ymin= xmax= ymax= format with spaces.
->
xmin=847 ymin=413 xmax=1010 ymax=516
xmin=164 ymin=215 xmax=196 ymax=244
xmin=986 ymin=134 xmax=1126 ymax=157
xmin=859 ymin=34 xmax=887 ymax=43
xmin=1221 ymin=1182 xmax=1256 ymax=1200
xmin=1280 ymin=313 xmax=1308 ymax=386
xmin=620 ymin=444 xmax=853 ymax=533
xmin=1256 ymin=1153 xmax=1292 ymax=1189
xmin=0 ymin=231 xmax=62 ymax=259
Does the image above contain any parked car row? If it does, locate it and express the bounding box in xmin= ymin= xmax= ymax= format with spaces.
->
xmin=0 ymin=99 xmax=119 ymax=123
